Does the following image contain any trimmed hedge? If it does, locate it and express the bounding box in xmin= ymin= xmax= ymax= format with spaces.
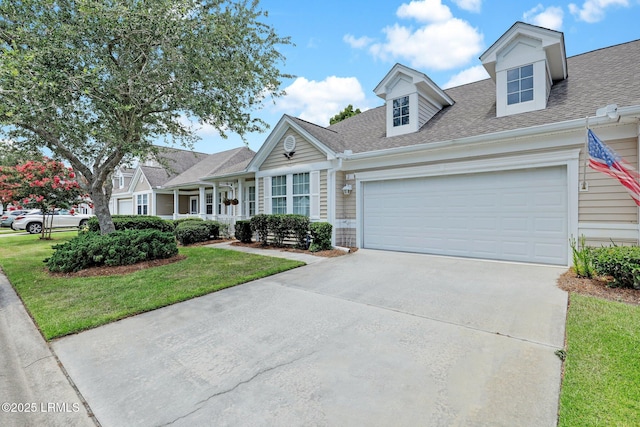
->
xmin=45 ymin=229 xmax=178 ymax=273
xmin=310 ymin=222 xmax=333 ymax=252
xmin=592 ymin=246 xmax=640 ymax=289
xmin=87 ymin=215 xmax=174 ymax=233
xmin=250 ymin=214 xmax=269 ymax=245
xmin=174 ymin=220 xmax=220 ymax=245
xmin=235 ymin=220 xmax=253 ymax=243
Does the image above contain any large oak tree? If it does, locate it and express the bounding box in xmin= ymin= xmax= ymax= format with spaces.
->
xmin=0 ymin=0 xmax=291 ymax=233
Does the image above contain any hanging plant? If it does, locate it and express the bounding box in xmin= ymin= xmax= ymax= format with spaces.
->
xmin=223 ymin=198 xmax=231 ymax=206
xmin=231 ymin=198 xmax=239 ymax=205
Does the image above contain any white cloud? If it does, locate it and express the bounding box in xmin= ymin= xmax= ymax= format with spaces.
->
xmin=273 ymin=76 xmax=366 ymax=126
xmin=369 ymin=18 xmax=483 ymax=70
xmin=177 ymin=114 xmax=224 ymax=138
xmin=451 ymin=0 xmax=482 ymax=13
xmin=343 ymin=34 xmax=374 ymax=49
xmin=568 ymin=0 xmax=629 ymax=23
xmin=523 ymin=4 xmax=564 ymax=30
xmin=442 ymin=65 xmax=489 ymax=88
xmin=397 ymin=0 xmax=453 ymax=22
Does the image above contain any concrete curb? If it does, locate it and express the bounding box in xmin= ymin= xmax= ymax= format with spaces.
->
xmin=0 ymin=269 xmax=95 ymax=427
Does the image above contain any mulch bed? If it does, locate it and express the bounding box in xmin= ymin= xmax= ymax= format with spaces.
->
xmin=49 ymin=255 xmax=187 ymax=278
xmin=230 ymin=241 xmax=357 ymax=258
xmin=557 ymin=269 xmax=640 ymax=305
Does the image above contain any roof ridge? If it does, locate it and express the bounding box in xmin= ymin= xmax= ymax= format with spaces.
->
xmin=287 ymin=114 xmax=339 ymax=134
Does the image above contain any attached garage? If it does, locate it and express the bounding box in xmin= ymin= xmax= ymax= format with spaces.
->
xmin=117 ymin=199 xmax=133 ymax=215
xmin=362 ymin=166 xmax=568 ymax=265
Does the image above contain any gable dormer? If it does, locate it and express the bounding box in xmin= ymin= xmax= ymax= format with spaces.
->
xmin=374 ymin=64 xmax=454 ymax=138
xmin=480 ymin=22 xmax=567 ymax=117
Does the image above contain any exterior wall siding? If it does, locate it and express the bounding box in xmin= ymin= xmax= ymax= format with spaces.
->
xmin=418 ymin=95 xmax=439 ymax=129
xmin=156 ymin=194 xmax=174 ymax=216
xmin=320 ymin=170 xmax=328 ymax=219
xmin=134 ymin=175 xmax=151 ymax=192
xmin=260 ymin=129 xmax=326 ymax=170
xmin=578 ymin=137 xmax=638 ymax=224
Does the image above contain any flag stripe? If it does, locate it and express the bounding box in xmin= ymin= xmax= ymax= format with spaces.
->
xmin=588 ymin=129 xmax=640 ymax=206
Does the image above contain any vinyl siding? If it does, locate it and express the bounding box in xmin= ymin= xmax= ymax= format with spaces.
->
xmin=261 ymin=130 xmax=326 ymax=170
xmin=134 ymin=175 xmax=151 ymax=192
xmin=320 ymin=170 xmax=328 ymax=219
xmin=578 ymin=137 xmax=638 ymax=224
xmin=418 ymin=95 xmax=440 ymax=129
xmin=336 ymin=171 xmax=356 ymax=219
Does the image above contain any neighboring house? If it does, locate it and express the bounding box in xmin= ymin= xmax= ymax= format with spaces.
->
xmin=112 ymin=22 xmax=640 ymax=266
xmin=109 ymin=146 xmax=255 ymax=221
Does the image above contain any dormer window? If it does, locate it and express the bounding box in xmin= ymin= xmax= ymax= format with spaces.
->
xmin=507 ymin=64 xmax=533 ymax=105
xmin=392 ymin=96 xmax=410 ymax=127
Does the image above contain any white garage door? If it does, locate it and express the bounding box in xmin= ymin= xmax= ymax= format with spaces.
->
xmin=118 ymin=199 xmax=133 ymax=215
xmin=362 ymin=167 xmax=568 ymax=265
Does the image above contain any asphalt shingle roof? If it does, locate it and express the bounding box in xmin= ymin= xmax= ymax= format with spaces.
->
xmin=163 ymin=147 xmax=255 ymax=187
xmin=321 ymin=39 xmax=640 ymax=154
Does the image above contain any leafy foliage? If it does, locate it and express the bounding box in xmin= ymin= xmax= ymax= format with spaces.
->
xmin=329 ymin=104 xmax=362 ymax=125
xmin=45 ymin=230 xmax=178 ymax=273
xmin=0 ymin=0 xmax=292 ymax=234
xmin=234 ymin=220 xmax=253 ymax=243
xmin=250 ymin=214 xmax=270 ymax=245
xmin=86 ymin=215 xmax=174 ymax=233
xmin=570 ymin=235 xmax=595 ymax=278
xmin=309 ymin=222 xmax=333 ymax=252
xmin=592 ymin=246 xmax=640 ymax=289
xmin=0 ymin=157 xmax=88 ymax=238
xmin=174 ymin=221 xmax=217 ymax=245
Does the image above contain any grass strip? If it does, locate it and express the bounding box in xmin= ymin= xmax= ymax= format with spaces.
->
xmin=0 ymin=233 xmax=304 ymax=339
xmin=558 ymin=293 xmax=640 ymax=427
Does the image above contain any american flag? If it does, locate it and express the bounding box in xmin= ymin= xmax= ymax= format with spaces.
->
xmin=588 ymin=129 xmax=640 ymax=206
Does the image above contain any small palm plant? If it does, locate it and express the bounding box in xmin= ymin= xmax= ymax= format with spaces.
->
xmin=570 ymin=235 xmax=595 ymax=278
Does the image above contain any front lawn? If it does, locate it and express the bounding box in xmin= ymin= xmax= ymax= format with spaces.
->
xmin=0 ymin=232 xmax=304 ymax=340
xmin=558 ymin=294 xmax=640 ymax=426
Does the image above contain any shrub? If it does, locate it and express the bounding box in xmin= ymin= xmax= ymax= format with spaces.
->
xmin=45 ymin=229 xmax=178 ymax=273
xmin=250 ymin=214 xmax=269 ymax=245
xmin=174 ymin=221 xmax=211 ymax=245
xmin=570 ymin=235 xmax=595 ymax=278
xmin=267 ymin=214 xmax=290 ymax=247
xmin=592 ymin=246 xmax=640 ymax=289
xmin=288 ymin=215 xmax=311 ymax=248
xmin=87 ymin=215 xmax=174 ymax=233
xmin=235 ymin=220 xmax=253 ymax=243
xmin=309 ymin=222 xmax=332 ymax=252
xmin=172 ymin=217 xmax=203 ymax=229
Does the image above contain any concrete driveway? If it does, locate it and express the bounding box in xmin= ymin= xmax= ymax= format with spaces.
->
xmin=52 ymin=249 xmax=567 ymax=426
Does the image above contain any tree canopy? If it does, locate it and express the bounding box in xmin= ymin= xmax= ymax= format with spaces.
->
xmin=0 ymin=0 xmax=292 ymax=233
xmin=329 ymin=104 xmax=362 ymax=125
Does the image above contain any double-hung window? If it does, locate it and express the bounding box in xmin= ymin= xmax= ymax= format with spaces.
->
xmin=292 ymin=173 xmax=310 ymax=216
xmin=271 ymin=175 xmax=287 ymax=214
xmin=205 ymin=193 xmax=213 ymax=215
xmin=392 ymin=96 xmax=410 ymax=127
xmin=246 ymin=186 xmax=256 ymax=216
xmin=136 ymin=194 xmax=148 ymax=215
xmin=507 ymin=64 xmax=534 ymax=105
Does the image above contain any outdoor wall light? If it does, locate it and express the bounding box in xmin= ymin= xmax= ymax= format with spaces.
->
xmin=342 ymin=184 xmax=352 ymax=195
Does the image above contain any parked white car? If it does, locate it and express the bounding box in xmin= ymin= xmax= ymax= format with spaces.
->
xmin=11 ymin=209 xmax=93 ymax=234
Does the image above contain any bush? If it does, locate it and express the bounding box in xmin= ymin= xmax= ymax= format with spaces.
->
xmin=174 ymin=221 xmax=212 ymax=245
xmin=288 ymin=215 xmax=311 ymax=248
xmin=172 ymin=217 xmax=203 ymax=228
xmin=235 ymin=220 xmax=253 ymax=243
xmin=309 ymin=222 xmax=332 ymax=252
xmin=592 ymin=246 xmax=640 ymax=289
xmin=250 ymin=214 xmax=269 ymax=245
xmin=267 ymin=214 xmax=290 ymax=247
xmin=45 ymin=229 xmax=178 ymax=273
xmin=570 ymin=235 xmax=595 ymax=278
xmin=87 ymin=215 xmax=174 ymax=233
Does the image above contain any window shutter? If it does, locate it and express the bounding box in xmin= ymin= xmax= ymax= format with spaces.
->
xmin=310 ymin=171 xmax=320 ymax=220
xmin=263 ymin=177 xmax=272 ymax=214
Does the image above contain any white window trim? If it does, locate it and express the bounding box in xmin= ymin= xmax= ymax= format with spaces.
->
xmin=262 ymin=171 xmax=320 ymax=219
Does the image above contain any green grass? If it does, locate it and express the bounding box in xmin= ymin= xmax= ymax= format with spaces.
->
xmin=559 ymin=294 xmax=640 ymax=426
xmin=0 ymin=232 xmax=304 ymax=340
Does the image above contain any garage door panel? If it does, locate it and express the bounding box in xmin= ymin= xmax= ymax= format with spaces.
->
xmin=363 ymin=167 xmax=568 ymax=265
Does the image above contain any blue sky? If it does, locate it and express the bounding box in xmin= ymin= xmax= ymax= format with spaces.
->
xmin=189 ymin=0 xmax=640 ymax=154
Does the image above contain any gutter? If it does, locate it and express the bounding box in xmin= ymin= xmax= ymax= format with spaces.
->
xmin=336 ymin=105 xmax=640 ymax=161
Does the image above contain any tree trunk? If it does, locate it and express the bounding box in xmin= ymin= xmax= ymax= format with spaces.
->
xmin=90 ymin=187 xmax=115 ymax=234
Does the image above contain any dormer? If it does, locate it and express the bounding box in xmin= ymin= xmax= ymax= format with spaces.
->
xmin=374 ymin=64 xmax=454 ymax=138
xmin=480 ymin=22 xmax=567 ymax=117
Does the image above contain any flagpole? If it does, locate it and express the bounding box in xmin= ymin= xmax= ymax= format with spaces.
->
xmin=581 ymin=116 xmax=589 ymax=190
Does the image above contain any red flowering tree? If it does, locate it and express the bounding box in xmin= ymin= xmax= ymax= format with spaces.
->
xmin=0 ymin=158 xmax=89 ymax=239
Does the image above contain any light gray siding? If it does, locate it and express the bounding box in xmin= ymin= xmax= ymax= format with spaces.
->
xmin=261 ymin=130 xmax=326 ymax=170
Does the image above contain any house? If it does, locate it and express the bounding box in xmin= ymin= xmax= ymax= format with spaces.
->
xmin=112 ymin=22 xmax=640 ymax=266
xmin=109 ymin=146 xmax=255 ymax=221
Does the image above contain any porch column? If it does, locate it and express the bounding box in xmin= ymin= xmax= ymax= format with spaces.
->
xmin=173 ymin=189 xmax=179 ymax=220
xmin=198 ymin=185 xmax=206 ymax=218
xmin=212 ymin=183 xmax=218 ymax=220
xmin=237 ymin=178 xmax=245 ymax=219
